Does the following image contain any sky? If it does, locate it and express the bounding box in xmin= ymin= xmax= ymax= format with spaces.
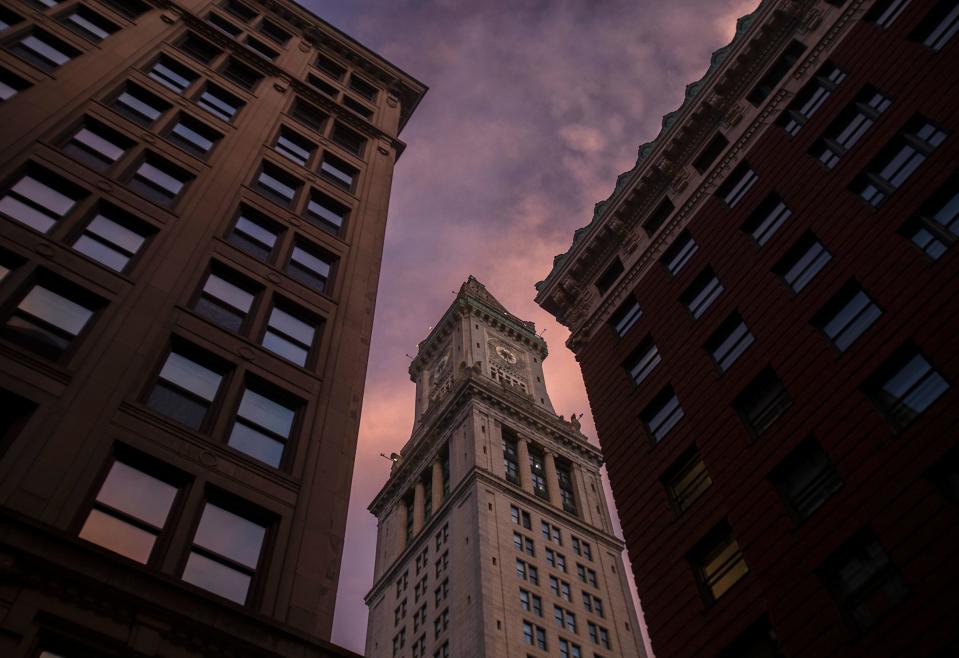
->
xmin=294 ymin=0 xmax=761 ymax=652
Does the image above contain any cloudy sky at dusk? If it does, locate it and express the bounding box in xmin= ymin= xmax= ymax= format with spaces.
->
xmin=296 ymin=0 xmax=761 ymax=651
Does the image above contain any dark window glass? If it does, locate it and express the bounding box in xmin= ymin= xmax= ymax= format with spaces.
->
xmin=286 ymin=239 xmax=334 ymax=292
xmin=716 ymin=618 xmax=784 ymax=658
xmin=0 ymin=66 xmax=31 ymax=101
xmin=100 ymin=0 xmax=149 ymax=18
xmin=771 ymin=439 xmax=841 ymax=521
xmin=681 ymin=268 xmax=723 ymax=319
xmin=146 ymin=347 xmax=226 ymax=430
xmin=306 ymin=189 xmax=349 ymax=234
xmin=344 ymin=95 xmax=374 ymax=120
xmin=167 ymin=114 xmax=222 ymax=156
xmin=0 ymin=6 xmax=23 ymax=31
xmin=222 ymin=57 xmax=262 ymax=90
xmin=207 ymin=12 xmax=242 ymax=37
xmin=244 ymin=36 xmax=278 ymax=61
xmin=291 ymin=97 xmax=327 ymax=132
xmin=609 ymin=296 xmax=642 ymax=337
xmin=623 ymin=336 xmax=660 ymax=386
xmin=62 ymin=117 xmax=134 ymax=171
xmin=196 ymin=83 xmax=243 ymax=122
xmin=331 ymin=123 xmax=366 ymax=156
xmin=705 ymin=312 xmax=754 ymax=372
xmin=529 ymin=445 xmax=548 ymax=499
xmin=8 ymin=29 xmax=80 ymax=71
xmin=127 ymin=154 xmax=193 ymax=206
xmin=811 ymin=87 xmax=891 ymax=169
xmin=222 ymin=0 xmax=257 ymax=22
xmin=912 ymin=0 xmax=959 ymax=51
xmin=147 ymin=55 xmax=198 ymax=93
xmin=262 ymin=299 xmax=319 ymax=367
xmin=178 ymin=31 xmax=222 ymax=63
xmin=594 ymin=257 xmax=623 ymax=294
xmin=814 ymin=282 xmax=882 ymax=352
xmin=716 ymin=162 xmax=758 ymax=207
xmin=866 ymin=345 xmax=949 ymax=429
xmin=901 ymin=175 xmax=959 ymax=259
xmin=320 ymin=153 xmax=357 ymax=190
xmin=778 ymin=61 xmax=846 ymax=136
xmin=274 ymin=127 xmax=315 ymax=166
xmin=642 ymin=196 xmax=674 ymax=236
xmin=774 ymin=232 xmax=831 ymax=293
xmin=0 ymin=167 xmax=86 ymax=233
xmin=60 ymin=5 xmax=117 ymax=42
xmin=25 ymin=0 xmax=62 ymax=9
xmin=641 ymin=386 xmax=683 ymax=442
xmin=557 ymin=460 xmax=576 ymax=513
xmin=182 ymin=501 xmax=267 ymax=604
xmin=258 ymin=19 xmax=291 ymax=45
xmin=315 ymin=53 xmax=346 ymax=80
xmin=852 ymin=117 xmax=946 ymax=207
xmin=73 ymin=204 xmax=150 ymax=272
xmin=0 ymin=386 xmax=36 ymax=457
xmin=661 ymin=230 xmax=698 ymax=276
xmin=227 ymin=206 xmax=281 ymax=261
xmin=349 ymin=74 xmax=377 ymax=101
xmin=227 ymin=384 xmax=297 ymax=467
xmin=693 ymin=133 xmax=729 ymax=174
xmin=503 ymin=431 xmax=519 ymax=484
xmin=112 ymin=82 xmax=171 ymax=125
xmin=194 ymin=267 xmax=257 ymax=332
xmin=733 ymin=367 xmax=792 ymax=436
xmin=1 ymin=275 xmax=100 ymax=359
xmin=742 ymin=193 xmax=791 ymax=246
xmin=255 ymin=163 xmax=301 ymax=207
xmin=865 ymin=0 xmax=912 ymax=28
xmin=689 ymin=521 xmax=749 ymax=603
xmin=747 ymin=40 xmax=806 ymax=106
xmin=306 ymin=73 xmax=337 ymax=98
xmin=662 ymin=446 xmax=712 ymax=515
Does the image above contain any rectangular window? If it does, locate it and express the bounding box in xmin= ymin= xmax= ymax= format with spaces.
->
xmin=747 ymin=40 xmax=806 ymax=106
xmin=194 ymin=266 xmax=257 ymax=332
xmin=682 ymin=268 xmax=723 ymax=319
xmin=167 ymin=114 xmax=222 ymax=157
xmin=0 ymin=66 xmax=31 ymax=101
xmin=61 ymin=5 xmax=118 ymax=42
xmin=595 ymin=257 xmax=624 ymax=295
xmin=771 ymin=439 xmax=841 ymax=521
xmin=287 ymin=240 xmax=334 ymax=293
xmin=0 ymin=167 xmax=85 ymax=233
xmin=315 ymin=54 xmax=345 ymax=81
xmin=2 ymin=275 xmax=99 ymax=360
xmin=9 ymin=29 xmax=80 ymax=71
xmin=913 ymin=0 xmax=959 ymax=51
xmin=693 ymin=133 xmax=729 ymax=174
xmin=147 ymin=346 xmax=226 ymax=430
xmin=689 ymin=521 xmax=749 ymax=603
xmin=147 ymin=55 xmax=198 ymax=93
xmin=557 ymin=460 xmax=576 ymax=514
xmin=62 ymin=117 xmax=134 ymax=171
xmin=663 ymin=445 xmax=712 ymax=515
xmin=227 ymin=206 xmax=281 ymax=261
xmin=182 ymin=501 xmax=268 ymax=605
xmin=320 ymin=153 xmax=357 ymax=191
xmin=196 ymin=83 xmax=243 ymax=122
xmin=274 ymin=127 xmax=315 ymax=166
xmin=901 ymin=176 xmax=959 ymax=259
xmin=742 ymin=193 xmax=791 ymax=246
xmin=811 ymin=88 xmax=891 ymax=169
xmin=255 ymin=162 xmax=301 ymax=207
xmin=331 ymin=123 xmax=367 ymax=156
xmin=79 ymin=458 xmax=179 ymax=564
xmin=73 ymin=205 xmax=151 ymax=272
xmin=642 ymin=196 xmax=674 ymax=237
xmin=178 ymin=31 xmax=222 ymax=63
xmin=705 ymin=312 xmax=754 ymax=372
xmin=258 ymin=20 xmax=291 ymax=45
xmin=610 ymin=296 xmax=642 ymax=336
xmin=733 ymin=367 xmax=792 ymax=436
xmin=503 ymin=432 xmax=520 ymax=484
xmin=349 ymin=74 xmax=378 ymax=101
xmin=207 ymin=11 xmax=243 ymax=37
xmin=775 ymin=232 xmax=831 ymax=293
xmin=529 ymin=445 xmax=548 ymax=499
xmin=641 ymin=386 xmax=684 ymax=443
xmin=819 ymin=531 xmax=907 ymax=631
xmin=112 ymin=82 xmax=171 ymax=126
xmin=127 ymin=154 xmax=193 ymax=206
xmin=223 ymin=0 xmax=257 ymax=22
xmin=865 ymin=0 xmax=912 ymax=28
xmin=0 ymin=7 xmax=23 ymax=32
xmin=777 ymin=61 xmax=846 ymax=136
xmin=344 ymin=95 xmax=375 ymax=120
xmin=865 ymin=345 xmax=949 ymax=429
xmin=262 ymin=299 xmax=320 ymax=367
xmin=244 ymin=36 xmax=277 ymax=61
xmin=623 ymin=336 xmax=661 ymax=386
xmin=222 ymin=56 xmax=262 ymax=90
xmin=813 ymin=282 xmax=882 ymax=352
xmin=306 ymin=189 xmax=349 ymax=234
xmin=306 ymin=72 xmax=337 ymax=98
xmin=716 ymin=618 xmax=784 ymax=658
xmin=100 ymin=0 xmax=148 ymax=17
xmin=853 ymin=117 xmax=947 ymax=207
xmin=716 ymin=162 xmax=758 ymax=207
xmin=228 ymin=383 xmax=298 ymax=467
xmin=661 ymin=230 xmax=698 ymax=276
xmin=291 ymin=97 xmax=327 ymax=133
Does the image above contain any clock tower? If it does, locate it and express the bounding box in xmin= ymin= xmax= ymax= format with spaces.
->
xmin=365 ymin=277 xmax=647 ymax=658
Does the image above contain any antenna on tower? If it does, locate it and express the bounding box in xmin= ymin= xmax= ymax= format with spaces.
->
xmin=539 ymin=328 xmax=547 ymax=336
xmin=404 ymin=354 xmax=414 ymax=360
xmin=379 ymin=452 xmax=399 ymax=464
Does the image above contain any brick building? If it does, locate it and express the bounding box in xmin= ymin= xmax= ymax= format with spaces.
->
xmin=536 ymin=1 xmax=958 ymax=656
xmin=0 ymin=0 xmax=424 ymax=655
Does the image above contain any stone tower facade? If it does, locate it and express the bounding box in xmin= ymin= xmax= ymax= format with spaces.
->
xmin=366 ymin=277 xmax=646 ymax=658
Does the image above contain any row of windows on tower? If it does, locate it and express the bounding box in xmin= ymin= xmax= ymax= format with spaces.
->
xmin=502 ymin=430 xmax=578 ymax=514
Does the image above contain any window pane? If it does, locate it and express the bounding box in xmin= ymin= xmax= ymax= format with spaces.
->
xmin=262 ymin=331 xmax=307 ymax=366
xmin=182 ymin=551 xmax=251 ymax=603
xmin=137 ymin=162 xmax=185 ymax=196
xmin=269 ymin=306 xmax=315 ymax=345
xmin=203 ymin=273 xmax=254 ymax=312
xmin=158 ymin=351 xmax=222 ymax=401
xmin=229 ymin=420 xmax=284 ymax=466
xmin=237 ymin=388 xmax=294 ymax=437
xmin=79 ymin=508 xmax=156 ymax=563
xmin=193 ymin=503 xmax=265 ymax=568
xmin=19 ymin=285 xmax=93 ymax=335
xmin=95 ymin=461 xmax=177 ymax=527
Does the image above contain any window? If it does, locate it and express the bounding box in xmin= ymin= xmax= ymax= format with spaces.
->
xmin=689 ymin=521 xmax=749 ymax=603
xmin=865 ymin=0 xmax=912 ymax=28
xmin=853 ymin=117 xmax=946 ymax=207
xmin=693 ymin=133 xmax=729 ymax=174
xmin=228 ymin=206 xmax=281 ymax=261
xmin=9 ymin=29 xmax=80 ymax=71
xmin=811 ymin=88 xmax=891 ymax=169
xmin=609 ymin=296 xmax=641 ymax=336
xmin=520 ymin=589 xmax=542 ymax=616
xmin=734 ymin=368 xmax=792 ymax=436
xmin=127 ymin=154 xmax=193 ymax=206
xmin=331 ymin=123 xmax=367 ymax=156
xmin=747 ymin=40 xmax=806 ymax=106
xmin=320 ymin=153 xmax=357 ymax=191
xmin=529 ymin=445 xmax=548 ymax=499
xmin=576 ymin=563 xmax=598 ymax=587
xmin=197 ymin=83 xmax=243 ymax=122
xmin=558 ymin=639 xmax=582 ymax=658
xmin=314 ymin=54 xmax=345 ymax=81
xmin=623 ymin=337 xmax=661 ymax=386
xmin=661 ymin=230 xmax=698 ymax=276
xmin=112 ymin=82 xmax=171 ymax=126
xmin=681 ymin=268 xmax=723 ymax=319
xmin=705 ymin=313 xmax=754 ymax=372
xmin=60 ymin=5 xmax=118 ymax=42
xmin=286 ymin=239 xmax=334 ymax=292
xmin=73 ymin=205 xmax=151 ymax=272
xmin=554 ymin=606 xmax=576 ymax=632
xmin=716 ymin=618 xmax=784 ymax=658
xmin=344 ymin=95 xmax=375 ymax=120
xmin=244 ymin=36 xmax=277 ymax=62
xmin=182 ymin=501 xmax=268 ymax=605
xmin=306 ymin=72 xmax=337 ymax=98
xmin=901 ymin=174 xmax=959 ymax=260
xmin=0 ymin=385 xmax=35 ymax=458
xmin=178 ymin=31 xmax=222 ymax=63
xmin=641 ymin=386 xmax=683 ymax=443
xmin=101 ymin=0 xmax=149 ymax=18
xmin=222 ymin=57 xmax=262 ymax=90
xmin=865 ymin=345 xmax=949 ymax=429
xmin=262 ymin=300 xmax=320 ymax=367
xmin=522 ymin=621 xmax=547 ymax=650
xmin=0 ymin=6 xmax=23 ymax=31
xmin=349 ymin=74 xmax=378 ymax=101
xmin=775 ymin=232 xmax=831 ymax=293
xmin=662 ymin=445 xmax=712 ymax=515
xmin=258 ymin=20 xmax=291 ymax=46
xmin=147 ymin=55 xmax=198 ymax=93
xmin=594 ymin=257 xmax=624 ymax=294
xmin=146 ymin=347 xmax=225 ymax=430
xmin=274 ymin=128 xmax=315 ymax=166
xmin=0 ymin=168 xmax=85 ymax=233
xmin=813 ymin=282 xmax=882 ymax=352
xmin=542 ymin=520 xmax=561 ymax=544
xmin=913 ymin=0 xmax=959 ymax=51
xmin=62 ymin=118 xmax=134 ymax=170
xmin=79 ymin=459 xmax=179 ymax=564
xmin=194 ymin=266 xmax=257 ymax=332
xmin=255 ymin=162 xmax=301 ymax=207
xmin=716 ymin=162 xmax=758 ymax=207
xmin=503 ymin=432 xmax=520 ymax=484
xmin=771 ymin=439 xmax=841 ymax=521
xmin=207 ymin=12 xmax=242 ymax=37
xmin=0 ymin=66 xmax=31 ymax=101
xmin=228 ymin=383 xmax=298 ymax=467
xmin=557 ymin=460 xmax=576 ymax=514
xmin=820 ymin=531 xmax=907 ymax=631
xmin=742 ymin=193 xmax=791 ymax=246
xmin=1 ymin=275 xmax=100 ymax=360
xmin=167 ymin=114 xmax=222 ymax=156
xmin=642 ymin=197 xmax=674 ymax=237
xmin=306 ymin=189 xmax=350 ymax=234
xmin=777 ymin=61 xmax=846 ymax=136
xmin=223 ymin=0 xmax=257 ymax=22
xmin=511 ymin=504 xmax=531 ymax=529
xmin=291 ymin=97 xmax=327 ymax=133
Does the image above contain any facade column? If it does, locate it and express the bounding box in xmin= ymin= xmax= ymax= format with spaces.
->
xmin=413 ymin=480 xmax=425 ymax=535
xmin=517 ymin=437 xmax=533 ymax=494
xmin=395 ymin=500 xmax=409 ymax=553
xmin=431 ymin=459 xmax=444 ymax=512
xmin=544 ymin=451 xmax=562 ymax=507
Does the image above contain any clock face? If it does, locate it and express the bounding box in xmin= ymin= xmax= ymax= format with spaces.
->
xmin=495 ymin=345 xmax=518 ymax=364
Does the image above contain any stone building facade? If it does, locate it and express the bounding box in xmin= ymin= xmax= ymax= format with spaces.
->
xmin=365 ymin=277 xmax=647 ymax=658
xmin=0 ymin=0 xmax=425 ymax=656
